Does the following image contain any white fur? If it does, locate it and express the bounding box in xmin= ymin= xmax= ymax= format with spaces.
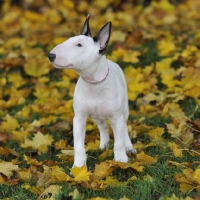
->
xmin=49 ymin=22 xmax=136 ymax=167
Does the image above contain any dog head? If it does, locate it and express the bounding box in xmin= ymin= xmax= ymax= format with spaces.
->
xmin=48 ymin=15 xmax=112 ymax=71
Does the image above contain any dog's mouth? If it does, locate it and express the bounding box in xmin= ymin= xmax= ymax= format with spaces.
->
xmin=52 ymin=63 xmax=73 ymax=69
xmin=52 ymin=63 xmax=64 ymax=69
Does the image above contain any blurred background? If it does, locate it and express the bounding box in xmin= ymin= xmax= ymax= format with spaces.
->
xmin=0 ymin=0 xmax=200 ymax=117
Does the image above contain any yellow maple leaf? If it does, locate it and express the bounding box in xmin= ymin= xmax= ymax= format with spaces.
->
xmin=50 ymin=166 xmax=72 ymax=182
xmin=147 ymin=127 xmax=165 ymax=140
xmin=57 ymin=149 xmax=74 ymax=163
xmin=54 ymin=139 xmax=68 ymax=150
xmin=119 ymin=196 xmax=130 ymax=200
xmin=18 ymin=168 xmax=32 ymax=181
xmin=86 ymin=140 xmax=100 ymax=151
xmin=194 ymin=168 xmax=200 ymax=185
xmin=8 ymin=72 xmax=27 ymax=88
xmin=109 ymin=30 xmax=127 ymax=43
xmin=159 ymin=193 xmax=179 ymax=200
xmin=161 ymin=68 xmax=176 ymax=89
xmin=0 ymin=114 xmax=20 ymax=132
xmin=136 ymin=151 xmax=157 ymax=165
xmin=0 ymin=161 xmax=19 ymax=177
xmin=45 ymin=9 xmax=62 ymax=25
xmin=24 ymin=57 xmax=51 ymax=77
xmin=123 ymin=50 xmax=141 ymax=63
xmin=24 ymin=155 xmax=43 ymax=166
xmin=177 ymin=68 xmax=200 ymax=91
xmin=181 ymin=45 xmax=198 ymax=58
xmin=175 ymin=168 xmax=198 ymax=193
xmin=107 ymin=48 xmax=126 ymax=62
xmin=92 ymin=161 xmax=116 ymax=180
xmin=155 ymin=57 xmax=173 ymax=74
xmin=157 ymin=39 xmax=175 ymax=56
xmin=98 ymin=149 xmax=113 ymax=161
xmin=38 ymin=185 xmax=62 ymax=200
xmin=70 ymin=165 xmax=92 ymax=182
xmin=69 ymin=189 xmax=82 ymax=200
xmin=11 ymin=130 xmax=30 ymax=142
xmin=15 ymin=105 xmax=31 ymax=119
xmin=179 ymin=183 xmax=195 ymax=194
xmin=22 ymin=184 xmax=43 ymax=195
xmin=166 ymin=121 xmax=187 ymax=138
xmin=103 ymin=176 xmax=126 ymax=187
xmin=169 ymin=142 xmax=183 ymax=158
xmin=163 ymin=103 xmax=189 ymax=122
xmin=184 ymin=86 xmax=200 ymax=100
xmin=21 ymin=131 xmax=54 ymax=154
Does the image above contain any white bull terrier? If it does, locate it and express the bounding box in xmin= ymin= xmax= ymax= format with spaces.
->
xmin=48 ymin=15 xmax=136 ymax=167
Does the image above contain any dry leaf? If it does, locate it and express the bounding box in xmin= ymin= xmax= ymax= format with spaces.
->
xmin=0 ymin=114 xmax=20 ymax=132
xmin=70 ymin=165 xmax=92 ymax=182
xmin=21 ymin=132 xmax=54 ymax=154
xmin=136 ymin=151 xmax=158 ymax=165
xmin=0 ymin=161 xmax=19 ymax=177
xmin=37 ymin=185 xmax=62 ymax=200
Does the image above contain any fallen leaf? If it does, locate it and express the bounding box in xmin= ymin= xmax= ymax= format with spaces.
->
xmin=70 ymin=165 xmax=92 ymax=182
xmin=157 ymin=39 xmax=176 ymax=56
xmin=69 ymin=188 xmax=82 ymax=200
xmin=136 ymin=151 xmax=158 ymax=165
xmin=98 ymin=149 xmax=113 ymax=161
xmin=170 ymin=142 xmax=183 ymax=158
xmin=0 ymin=161 xmax=19 ymax=177
xmin=37 ymin=185 xmax=62 ymax=200
xmin=0 ymin=114 xmax=20 ymax=132
xmin=21 ymin=131 xmax=54 ymax=154
xmin=86 ymin=140 xmax=100 ymax=151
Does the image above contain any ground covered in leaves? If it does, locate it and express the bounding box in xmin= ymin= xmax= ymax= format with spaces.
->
xmin=0 ymin=0 xmax=200 ymax=199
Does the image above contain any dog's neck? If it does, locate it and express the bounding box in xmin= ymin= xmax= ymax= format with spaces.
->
xmin=77 ymin=56 xmax=109 ymax=84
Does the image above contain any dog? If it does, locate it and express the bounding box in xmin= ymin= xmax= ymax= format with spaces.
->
xmin=48 ymin=15 xmax=137 ymax=167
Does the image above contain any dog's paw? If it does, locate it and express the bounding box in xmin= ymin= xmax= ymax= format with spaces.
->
xmin=73 ymin=154 xmax=87 ymax=168
xmin=114 ymin=150 xmax=128 ymax=163
xmin=131 ymin=148 xmax=137 ymax=154
xmin=114 ymin=154 xmax=128 ymax=163
xmin=126 ymin=146 xmax=137 ymax=154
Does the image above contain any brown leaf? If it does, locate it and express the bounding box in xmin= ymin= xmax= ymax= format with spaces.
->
xmin=0 ymin=132 xmax=9 ymax=143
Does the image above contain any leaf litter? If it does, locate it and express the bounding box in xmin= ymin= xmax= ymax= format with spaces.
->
xmin=0 ymin=0 xmax=200 ymax=199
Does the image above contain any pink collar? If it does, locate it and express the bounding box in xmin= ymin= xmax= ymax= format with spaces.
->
xmin=82 ymin=63 xmax=109 ymax=85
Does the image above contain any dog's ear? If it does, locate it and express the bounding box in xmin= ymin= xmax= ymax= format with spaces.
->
xmin=93 ymin=22 xmax=112 ymax=54
xmin=81 ymin=14 xmax=91 ymax=37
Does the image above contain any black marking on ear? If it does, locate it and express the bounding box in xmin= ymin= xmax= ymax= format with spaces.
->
xmin=99 ymin=48 xmax=106 ymax=54
xmin=93 ymin=22 xmax=112 ymax=55
xmin=81 ymin=14 xmax=91 ymax=37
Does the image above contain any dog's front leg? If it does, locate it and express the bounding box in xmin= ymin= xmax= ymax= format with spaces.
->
xmin=92 ymin=118 xmax=109 ymax=149
xmin=110 ymin=115 xmax=129 ymax=163
xmin=73 ymin=114 xmax=87 ymax=167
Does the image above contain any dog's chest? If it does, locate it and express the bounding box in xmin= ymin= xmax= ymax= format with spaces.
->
xmin=85 ymin=86 xmax=111 ymax=114
xmin=75 ymin=82 xmax=118 ymax=118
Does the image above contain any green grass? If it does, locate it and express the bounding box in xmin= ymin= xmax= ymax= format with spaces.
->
xmin=1 ymin=29 xmax=200 ymax=200
xmin=0 ymin=142 xmax=199 ymax=200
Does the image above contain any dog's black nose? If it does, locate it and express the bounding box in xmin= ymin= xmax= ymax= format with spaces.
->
xmin=48 ymin=53 xmax=56 ymax=62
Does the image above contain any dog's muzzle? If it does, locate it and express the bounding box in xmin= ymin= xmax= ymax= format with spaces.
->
xmin=48 ymin=53 xmax=56 ymax=62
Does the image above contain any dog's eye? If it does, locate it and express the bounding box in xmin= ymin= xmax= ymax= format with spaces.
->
xmin=77 ymin=43 xmax=82 ymax=47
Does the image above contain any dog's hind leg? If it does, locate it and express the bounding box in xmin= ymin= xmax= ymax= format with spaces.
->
xmin=124 ymin=125 xmax=137 ymax=154
xmin=110 ymin=115 xmax=128 ymax=163
xmin=92 ymin=118 xmax=109 ymax=149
